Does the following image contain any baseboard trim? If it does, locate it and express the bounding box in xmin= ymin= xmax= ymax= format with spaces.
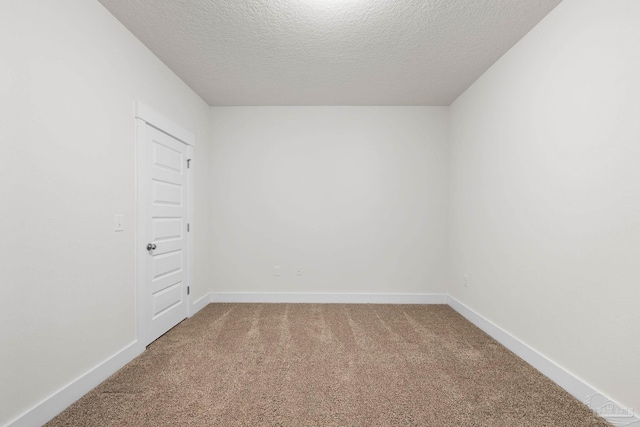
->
xmin=209 ymin=292 xmax=448 ymax=304
xmin=190 ymin=293 xmax=212 ymax=317
xmin=6 ymin=340 xmax=144 ymax=427
xmin=447 ymin=296 xmax=638 ymax=426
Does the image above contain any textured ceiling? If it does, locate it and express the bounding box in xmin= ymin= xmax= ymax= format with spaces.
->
xmin=98 ymin=0 xmax=562 ymax=106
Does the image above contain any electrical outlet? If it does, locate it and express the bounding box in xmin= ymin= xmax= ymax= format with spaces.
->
xmin=274 ymin=266 xmax=281 ymax=276
xmin=463 ymin=275 xmax=469 ymax=288
xmin=114 ymin=215 xmax=124 ymax=232
xmin=296 ymin=266 xmax=302 ymax=276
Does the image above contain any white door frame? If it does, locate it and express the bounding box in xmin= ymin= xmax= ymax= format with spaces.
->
xmin=135 ymin=102 xmax=195 ymax=346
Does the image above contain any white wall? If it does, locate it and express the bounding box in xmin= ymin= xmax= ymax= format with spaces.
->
xmin=4 ymin=0 xmax=639 ymax=423
xmin=209 ymin=107 xmax=449 ymax=295
xmin=449 ymin=0 xmax=640 ymax=415
xmin=0 ymin=1 xmax=211 ymax=425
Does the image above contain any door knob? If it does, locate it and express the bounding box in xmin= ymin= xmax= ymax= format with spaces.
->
xmin=146 ymin=243 xmax=157 ymax=251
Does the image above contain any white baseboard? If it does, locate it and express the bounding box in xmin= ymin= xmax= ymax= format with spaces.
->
xmin=190 ymin=293 xmax=212 ymax=316
xmin=6 ymin=341 xmax=144 ymax=427
xmin=447 ymin=296 xmax=638 ymax=426
xmin=209 ymin=292 xmax=448 ymax=304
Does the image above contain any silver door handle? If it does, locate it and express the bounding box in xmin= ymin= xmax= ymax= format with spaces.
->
xmin=146 ymin=243 xmax=157 ymax=251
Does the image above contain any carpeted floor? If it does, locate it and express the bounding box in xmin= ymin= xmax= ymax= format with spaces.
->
xmin=47 ymin=304 xmax=610 ymax=426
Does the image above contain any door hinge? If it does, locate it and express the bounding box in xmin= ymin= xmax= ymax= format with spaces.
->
xmin=187 ymin=159 xmax=191 ymax=168
xmin=187 ymin=286 xmax=190 ymax=295
xmin=187 ymin=223 xmax=190 ymax=232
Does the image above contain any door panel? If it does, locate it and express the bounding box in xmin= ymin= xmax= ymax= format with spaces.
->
xmin=152 ymin=282 xmax=183 ymax=315
xmin=152 ymin=250 xmax=182 ymax=281
xmin=152 ymin=218 xmax=183 ymax=242
xmin=153 ymin=141 xmax=183 ymax=172
xmin=152 ymin=180 xmax=183 ymax=206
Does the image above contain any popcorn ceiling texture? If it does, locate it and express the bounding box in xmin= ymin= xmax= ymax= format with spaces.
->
xmin=97 ymin=0 xmax=562 ymax=106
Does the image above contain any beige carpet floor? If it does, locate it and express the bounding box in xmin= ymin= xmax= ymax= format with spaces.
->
xmin=47 ymin=304 xmax=609 ymax=426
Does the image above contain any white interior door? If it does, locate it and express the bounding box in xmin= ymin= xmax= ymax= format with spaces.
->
xmin=142 ymin=124 xmax=190 ymax=344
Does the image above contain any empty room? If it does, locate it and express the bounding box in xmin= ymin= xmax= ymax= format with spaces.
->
xmin=1 ymin=0 xmax=638 ymax=426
